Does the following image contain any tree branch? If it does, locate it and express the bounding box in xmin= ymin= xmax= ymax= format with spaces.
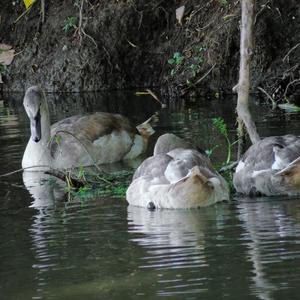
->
xmin=235 ymin=0 xmax=260 ymax=145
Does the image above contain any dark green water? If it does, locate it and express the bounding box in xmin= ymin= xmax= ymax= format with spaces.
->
xmin=0 ymin=92 xmax=300 ymax=300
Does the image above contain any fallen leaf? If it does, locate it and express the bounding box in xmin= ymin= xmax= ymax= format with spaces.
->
xmin=23 ymin=0 xmax=36 ymax=10
xmin=127 ymin=40 xmax=138 ymax=48
xmin=176 ymin=5 xmax=185 ymax=25
xmin=0 ymin=47 xmax=15 ymax=65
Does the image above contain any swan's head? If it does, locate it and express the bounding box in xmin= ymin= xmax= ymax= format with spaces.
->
xmin=23 ymin=86 xmax=44 ymax=143
xmin=154 ymin=133 xmax=194 ymax=155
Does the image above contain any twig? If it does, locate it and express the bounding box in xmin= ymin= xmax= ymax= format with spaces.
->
xmin=45 ymin=169 xmax=85 ymax=189
xmin=145 ymin=89 xmax=166 ymax=108
xmin=257 ymin=86 xmax=277 ymax=108
xmin=14 ymin=5 xmax=33 ymax=24
xmin=49 ymin=130 xmax=107 ymax=174
xmin=219 ymin=161 xmax=238 ymax=173
xmin=74 ymin=0 xmax=97 ymax=47
xmin=0 ymin=180 xmax=27 ymax=190
xmin=196 ymin=19 xmax=215 ymax=31
xmin=0 ymin=165 xmax=50 ymax=178
xmin=283 ymin=43 xmax=300 ymax=62
xmin=194 ymin=63 xmax=216 ymax=85
xmin=254 ymin=1 xmax=270 ymax=25
xmin=283 ymin=78 xmax=300 ymax=98
xmin=182 ymin=63 xmax=216 ymax=93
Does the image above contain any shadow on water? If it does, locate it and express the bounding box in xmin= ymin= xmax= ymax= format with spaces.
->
xmin=0 ymin=91 xmax=300 ymax=299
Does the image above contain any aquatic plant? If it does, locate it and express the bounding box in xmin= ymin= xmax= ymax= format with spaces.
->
xmin=59 ymin=168 xmax=134 ymax=200
xmin=212 ymin=117 xmax=232 ymax=164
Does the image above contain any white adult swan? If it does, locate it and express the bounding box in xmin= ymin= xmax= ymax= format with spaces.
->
xmin=126 ymin=133 xmax=229 ymax=209
xmin=22 ymin=86 xmax=154 ymax=170
xmin=233 ymin=135 xmax=300 ymax=196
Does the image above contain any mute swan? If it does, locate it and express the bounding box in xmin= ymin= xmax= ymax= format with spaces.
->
xmin=233 ymin=135 xmax=300 ymax=196
xmin=22 ymin=86 xmax=154 ymax=171
xmin=126 ymin=133 xmax=229 ymax=209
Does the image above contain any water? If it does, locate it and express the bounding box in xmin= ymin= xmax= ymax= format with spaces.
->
xmin=0 ymin=91 xmax=300 ymax=300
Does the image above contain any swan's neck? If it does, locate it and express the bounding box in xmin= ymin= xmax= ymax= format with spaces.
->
xmin=22 ymin=105 xmax=52 ymax=171
xmin=40 ymin=104 xmax=51 ymax=143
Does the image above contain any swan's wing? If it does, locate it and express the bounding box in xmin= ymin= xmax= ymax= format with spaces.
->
xmin=234 ymin=135 xmax=300 ymax=195
xmin=167 ymin=148 xmax=215 ymax=174
xmin=133 ymin=149 xmax=216 ymax=185
xmin=51 ymin=112 xmax=136 ymax=142
xmin=240 ymin=135 xmax=300 ymax=171
xmin=133 ymin=154 xmax=172 ymax=183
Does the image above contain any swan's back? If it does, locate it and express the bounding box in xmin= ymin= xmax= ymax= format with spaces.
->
xmin=127 ymin=134 xmax=229 ymax=209
xmin=51 ymin=112 xmax=135 ymax=139
xmin=234 ymin=135 xmax=300 ymax=196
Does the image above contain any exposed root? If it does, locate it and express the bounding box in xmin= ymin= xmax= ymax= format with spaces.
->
xmin=74 ymin=0 xmax=97 ymax=48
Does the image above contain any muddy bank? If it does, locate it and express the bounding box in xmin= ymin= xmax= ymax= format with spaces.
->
xmin=0 ymin=0 xmax=299 ymax=101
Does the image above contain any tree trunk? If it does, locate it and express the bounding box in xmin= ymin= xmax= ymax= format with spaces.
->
xmin=235 ymin=0 xmax=260 ymax=149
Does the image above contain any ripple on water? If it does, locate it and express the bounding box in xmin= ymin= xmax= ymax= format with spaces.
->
xmin=1 ymin=93 xmax=300 ymax=299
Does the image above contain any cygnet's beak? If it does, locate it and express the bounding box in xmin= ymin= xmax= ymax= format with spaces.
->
xmin=30 ymin=110 xmax=41 ymax=143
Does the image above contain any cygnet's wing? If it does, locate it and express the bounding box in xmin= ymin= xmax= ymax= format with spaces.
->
xmin=240 ymin=135 xmax=300 ymax=171
xmin=133 ymin=154 xmax=172 ymax=184
xmin=51 ymin=112 xmax=135 ymax=142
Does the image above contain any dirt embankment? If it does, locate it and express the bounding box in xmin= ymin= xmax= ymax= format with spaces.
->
xmin=0 ymin=0 xmax=299 ymax=102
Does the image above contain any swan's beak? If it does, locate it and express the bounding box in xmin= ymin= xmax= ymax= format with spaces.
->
xmin=30 ymin=110 xmax=41 ymax=143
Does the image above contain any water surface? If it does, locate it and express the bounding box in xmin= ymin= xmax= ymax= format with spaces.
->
xmin=0 ymin=92 xmax=300 ymax=299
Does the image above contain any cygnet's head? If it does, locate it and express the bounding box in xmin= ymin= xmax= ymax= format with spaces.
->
xmin=154 ymin=133 xmax=194 ymax=155
xmin=23 ymin=86 xmax=43 ymax=143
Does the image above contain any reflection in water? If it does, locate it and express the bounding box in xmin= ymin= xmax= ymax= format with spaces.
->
xmin=22 ymin=171 xmax=66 ymax=208
xmin=1 ymin=91 xmax=300 ymax=299
xmin=237 ymin=197 xmax=300 ymax=300
xmin=127 ymin=205 xmax=229 ymax=297
xmin=22 ymin=172 xmax=66 ymax=298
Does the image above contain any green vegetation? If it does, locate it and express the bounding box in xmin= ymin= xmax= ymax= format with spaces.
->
xmin=188 ymin=46 xmax=205 ymax=78
xmin=168 ymin=52 xmax=184 ymax=76
xmin=63 ymin=16 xmax=77 ymax=32
xmin=65 ymin=169 xmax=133 ymax=200
xmin=0 ymin=63 xmax=6 ymax=75
xmin=167 ymin=46 xmax=207 ymax=89
xmin=219 ymin=0 xmax=229 ymax=7
xmin=212 ymin=117 xmax=232 ymax=164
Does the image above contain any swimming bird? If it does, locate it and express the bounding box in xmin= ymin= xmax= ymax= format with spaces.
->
xmin=233 ymin=135 xmax=300 ymax=196
xmin=22 ymin=86 xmax=154 ymax=171
xmin=126 ymin=133 xmax=229 ymax=209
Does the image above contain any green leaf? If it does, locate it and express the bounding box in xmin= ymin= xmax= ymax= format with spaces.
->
xmin=212 ymin=117 xmax=228 ymax=136
xmin=173 ymin=52 xmax=181 ymax=59
xmin=55 ymin=135 xmax=62 ymax=145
